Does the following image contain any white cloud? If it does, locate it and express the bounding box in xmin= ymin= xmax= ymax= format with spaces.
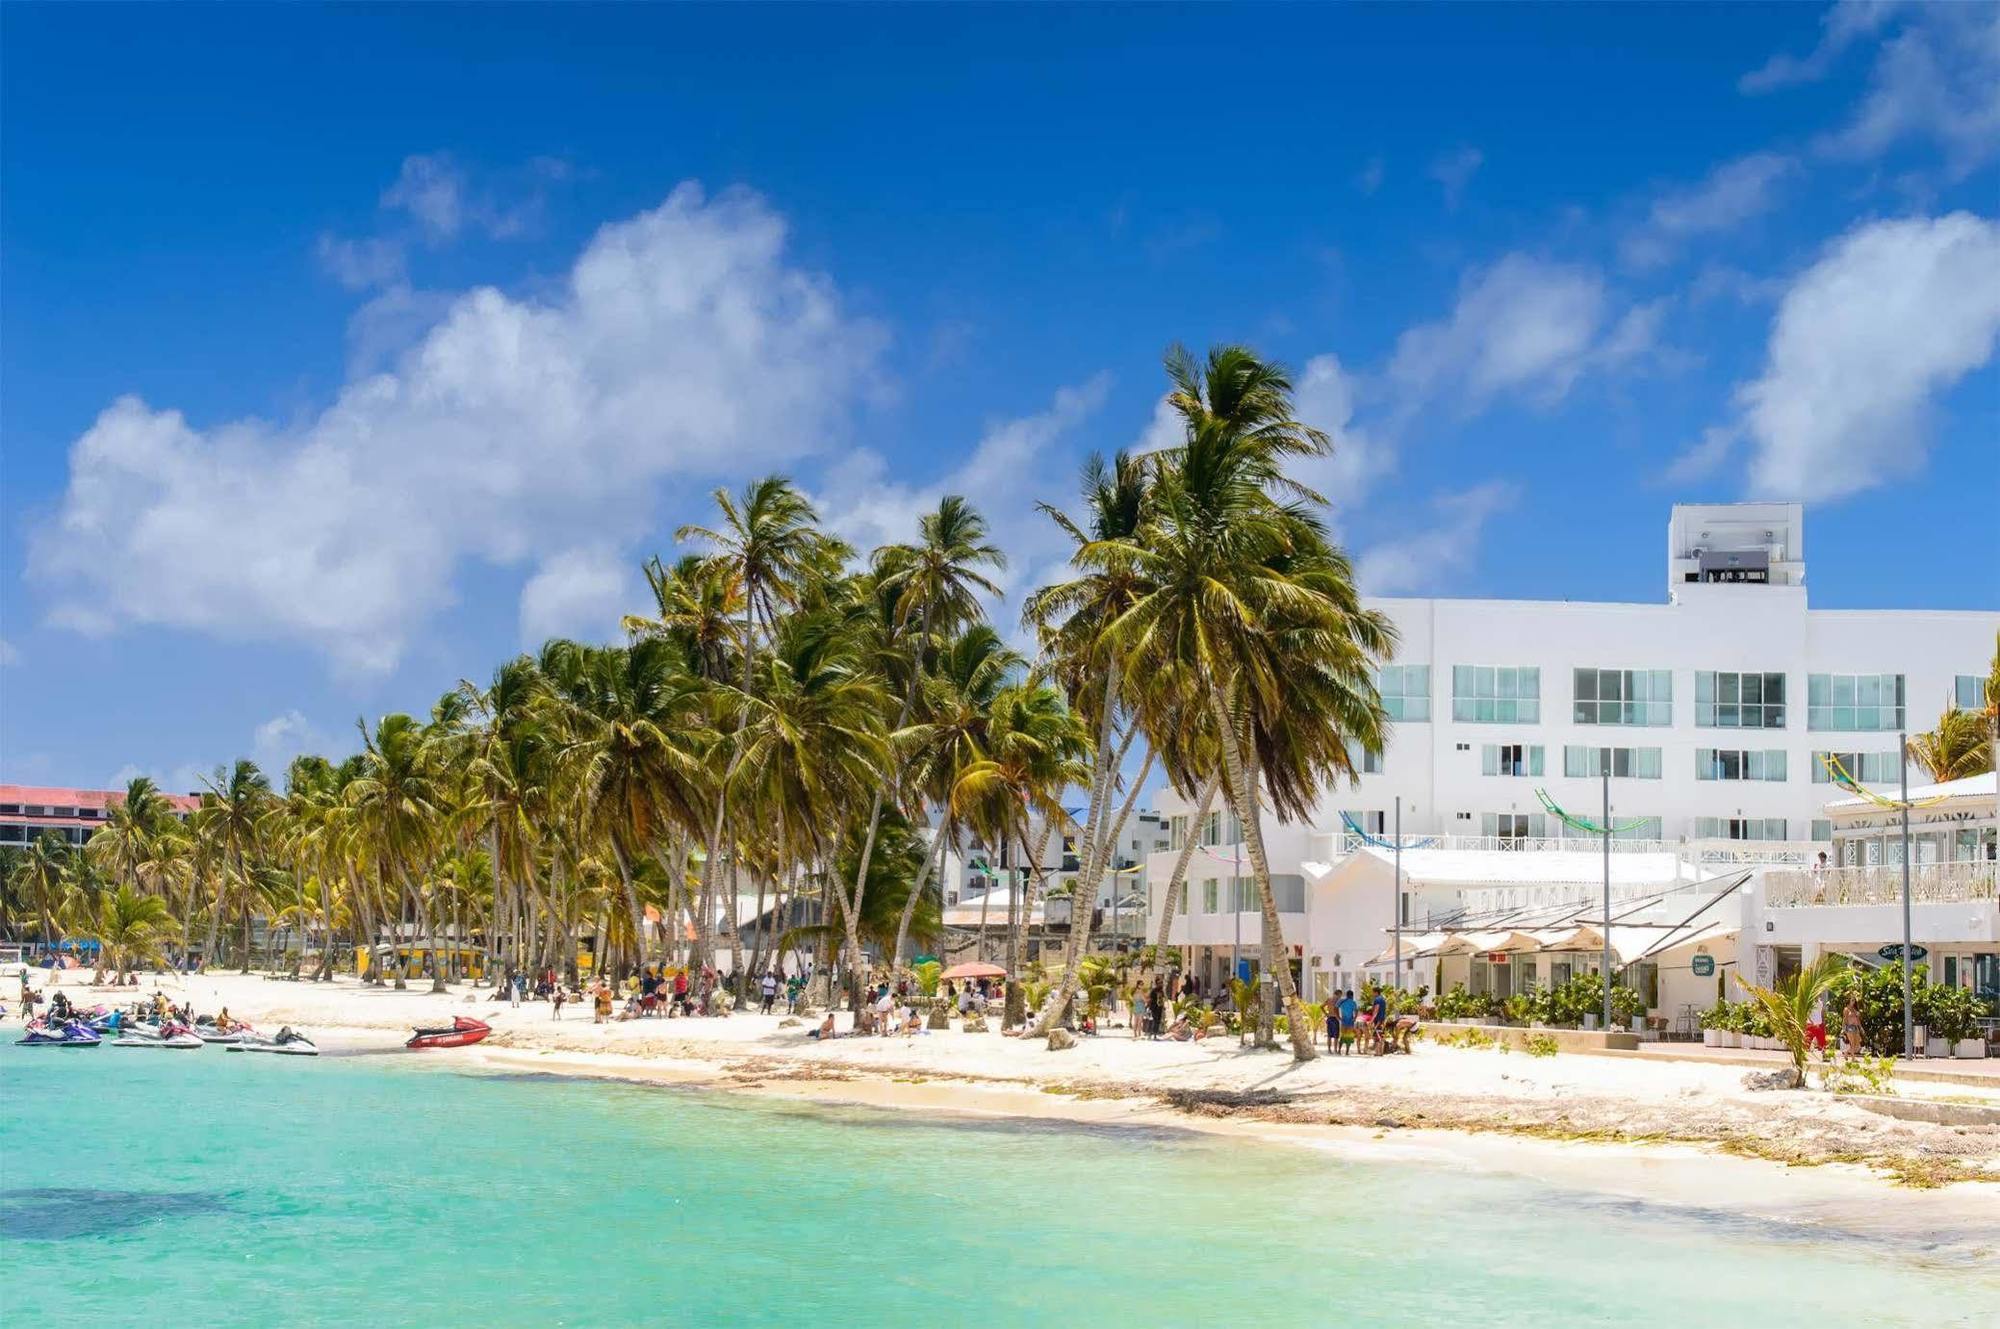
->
xmin=1289 ymin=354 xmax=1393 ymax=509
xmin=519 ymin=547 xmax=642 ymax=645
xmin=1685 ymin=212 xmax=2000 ymax=501
xmin=817 ymin=377 xmax=1110 ymax=640
xmin=0 ymin=637 xmax=18 ymax=667
xmin=1388 ymin=255 xmax=1637 ymax=410
xmin=251 ymin=710 xmax=342 ymax=774
xmin=315 ymin=233 xmax=407 ymax=290
xmin=1428 ymin=146 xmax=1484 ymax=209
xmin=107 ymin=760 xmax=210 ymax=797
xmin=1622 ymin=153 xmax=1799 ymax=268
xmin=1356 ymin=483 xmax=1517 ymax=596
xmin=1740 ymin=0 xmax=1901 ymax=92
xmin=1745 ymin=4 xmax=2000 ymax=175
xmin=382 ymin=153 xmax=468 ymax=239
xmin=30 ymin=183 xmax=886 ymax=675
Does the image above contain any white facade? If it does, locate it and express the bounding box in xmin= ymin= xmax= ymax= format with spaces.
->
xmin=1145 ymin=503 xmax=1996 ymax=995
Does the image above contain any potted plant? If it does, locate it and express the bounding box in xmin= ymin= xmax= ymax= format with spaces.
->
xmin=1698 ymin=1003 xmax=1725 ymax=1047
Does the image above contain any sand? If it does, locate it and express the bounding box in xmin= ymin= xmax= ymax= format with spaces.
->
xmin=24 ymin=969 xmax=2000 ymax=1239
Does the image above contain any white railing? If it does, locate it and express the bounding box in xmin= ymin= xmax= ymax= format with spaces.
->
xmin=1765 ymin=860 xmax=1998 ymax=908
xmin=1309 ymin=831 xmax=1818 ymax=866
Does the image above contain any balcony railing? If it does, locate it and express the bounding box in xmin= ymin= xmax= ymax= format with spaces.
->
xmin=1764 ymin=860 xmax=1999 ymax=909
xmin=1308 ymin=831 xmax=1818 ymax=867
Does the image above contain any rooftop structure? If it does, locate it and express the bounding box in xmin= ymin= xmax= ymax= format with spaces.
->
xmin=0 ymin=783 xmax=202 ymax=849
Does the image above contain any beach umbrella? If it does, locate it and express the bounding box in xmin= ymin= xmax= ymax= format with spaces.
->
xmin=939 ymin=961 xmax=1006 ymax=981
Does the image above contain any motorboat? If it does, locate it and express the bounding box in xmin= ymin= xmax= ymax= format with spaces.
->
xmin=227 ymin=1026 xmax=319 ymax=1057
xmin=17 ymin=1021 xmax=102 ymax=1047
xmin=111 ymin=1024 xmax=203 ymax=1050
xmin=406 ymin=1015 xmax=491 ymax=1050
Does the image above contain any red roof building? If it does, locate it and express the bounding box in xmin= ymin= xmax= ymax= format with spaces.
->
xmin=0 ymin=783 xmax=203 ymax=849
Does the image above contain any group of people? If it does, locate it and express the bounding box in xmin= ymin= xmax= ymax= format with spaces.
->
xmin=1323 ymin=987 xmax=1418 ymax=1055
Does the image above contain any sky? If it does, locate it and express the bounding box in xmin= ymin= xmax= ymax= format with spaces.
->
xmin=2 ymin=2 xmax=1997 ymax=794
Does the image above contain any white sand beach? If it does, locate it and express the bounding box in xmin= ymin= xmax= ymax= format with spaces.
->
xmin=31 ymin=969 xmax=2000 ymax=1238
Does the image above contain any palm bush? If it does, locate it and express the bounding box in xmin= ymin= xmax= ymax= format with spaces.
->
xmin=1738 ymin=954 xmax=1850 ymax=1087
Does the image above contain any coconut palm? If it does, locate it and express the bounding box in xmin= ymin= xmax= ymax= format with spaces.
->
xmin=199 ymin=760 xmax=274 ymax=972
xmin=1739 ymin=953 xmax=1850 ymax=1088
xmin=85 ymin=885 xmax=173 ymax=981
xmin=1056 ymin=346 xmax=1393 ymax=1059
xmin=10 ymin=832 xmax=73 ymax=947
xmin=349 ymin=715 xmax=448 ymax=989
xmin=1910 ymin=703 xmax=1993 ymax=782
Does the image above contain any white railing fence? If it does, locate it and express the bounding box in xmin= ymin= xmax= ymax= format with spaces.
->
xmin=1764 ymin=860 xmax=1998 ymax=908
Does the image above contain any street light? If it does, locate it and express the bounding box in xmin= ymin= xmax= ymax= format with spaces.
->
xmin=1899 ymin=729 xmax=1915 ymax=1059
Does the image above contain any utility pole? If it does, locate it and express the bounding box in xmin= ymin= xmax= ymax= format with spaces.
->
xmin=1601 ymin=754 xmax=1613 ymax=1031
xmin=1392 ymin=795 xmax=1404 ymax=992
xmin=1899 ymin=729 xmax=1915 ymax=1058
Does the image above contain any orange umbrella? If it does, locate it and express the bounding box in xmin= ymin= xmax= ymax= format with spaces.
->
xmin=939 ymin=962 xmax=1006 ymax=981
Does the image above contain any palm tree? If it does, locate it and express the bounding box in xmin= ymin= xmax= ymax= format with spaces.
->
xmin=555 ymin=639 xmax=714 ymax=978
xmin=349 ymin=715 xmax=447 ymax=989
xmin=1740 ymin=953 xmax=1849 ymax=1088
xmin=199 ymin=760 xmax=273 ymax=972
xmin=1053 ymin=346 xmax=1394 ymax=1059
xmin=11 ymin=832 xmax=73 ymax=948
xmin=1910 ymin=703 xmax=1993 ymax=782
xmin=85 ymin=885 xmax=173 ymax=981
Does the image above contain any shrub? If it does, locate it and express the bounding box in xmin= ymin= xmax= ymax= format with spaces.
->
xmin=1436 ymin=984 xmax=1486 ymax=1022
xmin=1524 ymin=1033 xmax=1559 ymax=1058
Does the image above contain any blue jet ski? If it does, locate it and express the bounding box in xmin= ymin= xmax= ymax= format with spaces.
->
xmin=17 ymin=1020 xmax=103 ymax=1047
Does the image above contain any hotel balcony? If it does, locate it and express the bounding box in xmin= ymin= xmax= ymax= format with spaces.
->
xmin=1757 ymin=860 xmax=1999 ymax=948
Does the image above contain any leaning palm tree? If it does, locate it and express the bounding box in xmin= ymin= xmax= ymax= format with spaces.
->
xmin=11 ymin=832 xmax=73 ymax=948
xmin=1739 ymin=953 xmax=1849 ymax=1088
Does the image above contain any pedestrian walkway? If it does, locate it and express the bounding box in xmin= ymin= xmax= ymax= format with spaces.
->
xmin=1613 ymin=1041 xmax=2000 ymax=1089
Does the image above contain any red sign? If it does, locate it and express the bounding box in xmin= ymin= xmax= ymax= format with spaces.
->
xmin=1483 ymin=952 xmax=1511 ymax=964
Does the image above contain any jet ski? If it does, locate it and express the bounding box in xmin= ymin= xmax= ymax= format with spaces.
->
xmin=111 ymin=1022 xmax=203 ymax=1049
xmin=17 ymin=1020 xmax=102 ymax=1047
xmin=227 ymin=1026 xmax=319 ymax=1056
xmin=406 ymin=1016 xmax=491 ymax=1050
xmin=193 ymin=1025 xmax=249 ymax=1045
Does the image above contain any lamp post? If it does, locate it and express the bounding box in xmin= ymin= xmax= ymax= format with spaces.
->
xmin=1392 ymin=795 xmax=1403 ymax=992
xmin=1899 ymin=729 xmax=1914 ymax=1058
xmin=1231 ymin=835 xmax=1242 ymax=987
xmin=1601 ymin=754 xmax=1613 ymax=1031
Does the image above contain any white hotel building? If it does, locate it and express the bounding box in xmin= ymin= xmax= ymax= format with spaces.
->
xmin=1146 ymin=503 xmax=1997 ymax=1004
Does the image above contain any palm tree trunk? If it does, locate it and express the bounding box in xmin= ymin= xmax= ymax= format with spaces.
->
xmin=1154 ymin=776 xmax=1219 ymax=948
xmin=1031 ymin=668 xmax=1123 ymax=1035
xmin=1205 ymin=684 xmax=1314 ymax=1061
xmin=609 ymin=840 xmax=647 ymax=989
xmin=892 ymin=822 xmax=950 ymax=970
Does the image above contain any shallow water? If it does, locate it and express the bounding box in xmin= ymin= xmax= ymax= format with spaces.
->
xmin=1 ymin=1042 xmax=1992 ymax=1326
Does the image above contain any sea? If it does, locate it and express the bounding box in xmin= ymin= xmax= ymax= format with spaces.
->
xmin=1 ymin=1041 xmax=1993 ymax=1325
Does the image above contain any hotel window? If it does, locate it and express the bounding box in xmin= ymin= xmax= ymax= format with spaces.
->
xmin=1694 ymin=817 xmax=1788 ymax=842
xmin=1573 ymin=668 xmax=1672 ymax=726
xmin=1481 ymin=744 xmax=1544 ymax=777
xmin=1806 ymin=673 xmax=1903 ymax=731
xmin=1956 ymin=675 xmax=1986 ymax=710
xmin=1344 ymin=738 xmax=1384 ymax=775
xmin=1695 ymin=748 xmax=1787 ymax=782
xmin=1481 ymin=812 xmax=1548 ymax=844
xmin=1563 ymin=745 xmax=1662 ymax=779
xmin=1377 ymin=665 xmax=1431 ymax=722
xmin=1695 ymin=672 xmax=1785 ymax=728
xmin=1451 ymin=666 xmax=1541 ymax=723
xmin=1168 ymin=815 xmax=1188 ymax=851
xmin=1812 ymin=750 xmax=1900 ymax=784
xmin=1810 ymin=820 xmax=1833 ymax=842
xmin=1344 ymin=810 xmax=1387 ymax=835
xmin=1201 ymin=879 xmax=1219 ymax=914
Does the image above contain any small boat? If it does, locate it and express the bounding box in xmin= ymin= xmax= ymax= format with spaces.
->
xmin=111 ymin=1026 xmax=203 ymax=1050
xmin=17 ymin=1021 xmax=102 ymax=1048
xmin=227 ymin=1027 xmax=319 ymax=1057
xmin=406 ymin=1016 xmax=491 ymax=1050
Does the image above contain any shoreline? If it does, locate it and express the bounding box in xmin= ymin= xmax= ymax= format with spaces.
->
xmin=29 ymin=971 xmax=2000 ymax=1241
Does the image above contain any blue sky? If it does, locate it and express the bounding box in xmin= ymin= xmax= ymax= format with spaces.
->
xmin=3 ymin=2 xmax=1996 ymax=792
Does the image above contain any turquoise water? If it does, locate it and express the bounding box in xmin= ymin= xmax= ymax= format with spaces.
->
xmin=1 ymin=1043 xmax=1993 ymax=1326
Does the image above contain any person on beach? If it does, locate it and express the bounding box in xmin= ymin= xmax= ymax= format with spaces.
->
xmin=1324 ymin=999 xmax=1340 ymax=1052
xmin=1147 ymin=981 xmax=1165 ymax=1040
xmin=673 ymin=968 xmax=690 ymax=1017
xmin=1841 ymin=994 xmax=1863 ymax=1057
xmin=760 ymin=970 xmax=779 ymax=1014
xmin=553 ymin=986 xmax=566 ymax=1020
xmin=593 ymin=982 xmax=613 ymax=1024
xmin=811 ymin=1012 xmax=837 ymax=1040
xmin=1337 ymin=990 xmax=1358 ymax=1055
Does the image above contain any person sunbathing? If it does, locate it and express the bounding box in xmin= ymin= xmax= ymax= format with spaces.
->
xmin=901 ymin=1012 xmax=924 ymax=1036
xmin=809 ymin=1013 xmax=839 ymax=1040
